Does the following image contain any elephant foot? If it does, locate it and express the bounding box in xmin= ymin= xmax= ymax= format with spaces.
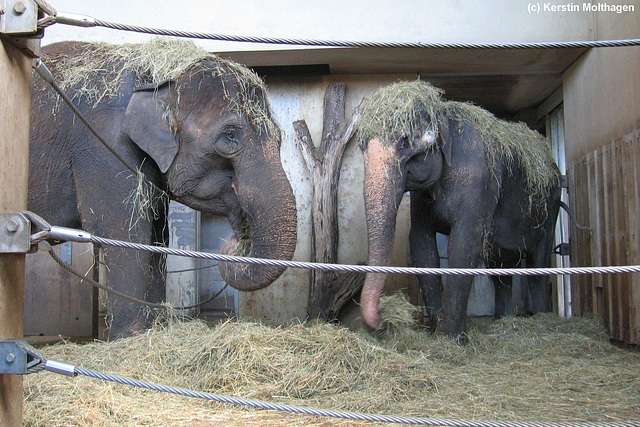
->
xmin=435 ymin=317 xmax=467 ymax=344
xmin=107 ymin=300 xmax=151 ymax=340
xmin=423 ymin=314 xmax=438 ymax=332
xmin=108 ymin=319 xmax=147 ymax=340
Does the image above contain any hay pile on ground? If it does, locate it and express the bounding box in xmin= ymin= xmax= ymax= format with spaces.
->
xmin=23 ymin=311 xmax=640 ymax=426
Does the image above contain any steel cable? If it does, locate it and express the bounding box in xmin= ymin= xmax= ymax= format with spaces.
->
xmin=44 ymin=243 xmax=227 ymax=310
xmin=25 ymin=218 xmax=640 ymax=281
xmin=40 ymin=13 xmax=640 ymax=50
xmin=33 ymin=0 xmax=57 ymax=17
xmin=67 ymin=367 xmax=640 ymax=427
xmin=89 ymin=233 xmax=640 ymax=278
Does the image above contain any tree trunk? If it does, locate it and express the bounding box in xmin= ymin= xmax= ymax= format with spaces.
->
xmin=294 ymin=83 xmax=365 ymax=320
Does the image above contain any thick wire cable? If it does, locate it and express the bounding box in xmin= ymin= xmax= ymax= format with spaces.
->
xmin=41 ymin=13 xmax=640 ymax=50
xmin=64 ymin=367 xmax=640 ymax=427
xmin=16 ymin=341 xmax=48 ymax=374
xmin=33 ymin=0 xmax=57 ymax=17
xmin=44 ymin=240 xmax=227 ymax=310
xmin=89 ymin=234 xmax=640 ymax=278
xmin=27 ymin=215 xmax=640 ymax=280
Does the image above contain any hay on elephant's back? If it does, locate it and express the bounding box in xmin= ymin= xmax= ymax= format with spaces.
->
xmin=357 ymin=80 xmax=445 ymax=148
xmin=23 ymin=314 xmax=640 ymax=426
xmin=45 ymin=38 xmax=279 ymax=139
xmin=48 ymin=38 xmax=211 ymax=105
xmin=356 ymin=80 xmax=559 ymax=205
xmin=445 ymin=101 xmax=559 ymax=206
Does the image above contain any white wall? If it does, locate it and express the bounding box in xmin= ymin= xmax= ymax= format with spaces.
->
xmin=563 ymin=9 xmax=640 ymax=161
xmin=43 ymin=0 xmax=593 ymax=51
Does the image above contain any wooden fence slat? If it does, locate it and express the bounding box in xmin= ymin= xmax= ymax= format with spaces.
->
xmin=570 ymin=130 xmax=640 ymax=344
xmin=567 ymin=163 xmax=580 ymax=313
xmin=625 ymin=131 xmax=640 ymax=343
xmin=616 ymin=137 xmax=631 ymax=342
xmin=587 ymin=150 xmax=603 ymax=314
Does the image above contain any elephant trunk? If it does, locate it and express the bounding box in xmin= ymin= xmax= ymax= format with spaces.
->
xmin=361 ymin=138 xmax=405 ymax=329
xmin=218 ymin=141 xmax=297 ymax=291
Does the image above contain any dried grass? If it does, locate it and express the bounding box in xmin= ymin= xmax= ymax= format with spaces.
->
xmin=24 ymin=305 xmax=640 ymax=426
xmin=122 ymin=167 xmax=167 ymax=232
xmin=357 ymin=80 xmax=445 ymax=148
xmin=357 ymin=80 xmax=559 ymax=207
xmin=44 ymin=38 xmax=279 ymax=139
xmin=445 ymin=101 xmax=559 ymax=210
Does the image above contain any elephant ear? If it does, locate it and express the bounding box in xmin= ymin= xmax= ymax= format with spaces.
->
xmin=437 ymin=116 xmax=453 ymax=167
xmin=122 ymin=81 xmax=178 ymax=174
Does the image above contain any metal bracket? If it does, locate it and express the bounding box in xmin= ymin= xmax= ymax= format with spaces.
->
xmin=0 ymin=0 xmax=38 ymax=35
xmin=560 ymin=174 xmax=569 ymax=189
xmin=0 ymin=340 xmax=31 ymax=374
xmin=554 ymin=242 xmax=571 ymax=256
xmin=0 ymin=212 xmax=34 ymax=253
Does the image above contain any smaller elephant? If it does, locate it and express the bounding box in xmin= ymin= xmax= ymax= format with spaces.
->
xmin=357 ymin=81 xmax=561 ymax=338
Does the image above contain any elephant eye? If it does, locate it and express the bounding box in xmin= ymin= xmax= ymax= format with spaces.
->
xmin=399 ymin=135 xmax=410 ymax=149
xmin=225 ymin=130 xmax=238 ymax=141
xmin=216 ymin=126 xmax=244 ymax=156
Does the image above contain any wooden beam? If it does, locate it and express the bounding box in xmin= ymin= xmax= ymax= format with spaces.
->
xmin=0 ymin=37 xmax=33 ymax=426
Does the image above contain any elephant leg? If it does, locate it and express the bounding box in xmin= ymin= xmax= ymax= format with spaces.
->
xmin=104 ymin=214 xmax=168 ymax=339
xmin=102 ymin=245 xmax=154 ymax=338
xmin=74 ymin=167 xmax=166 ymax=339
xmin=409 ymin=193 xmax=441 ymax=326
xmin=148 ymin=199 xmax=169 ymax=304
xmin=436 ymin=224 xmax=484 ymax=338
xmin=525 ymin=252 xmax=551 ymax=314
xmin=492 ymin=275 xmax=513 ymax=318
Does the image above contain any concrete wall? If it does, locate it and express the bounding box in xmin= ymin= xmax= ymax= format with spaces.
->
xmin=43 ymin=0 xmax=593 ymax=51
xmin=563 ymin=9 xmax=640 ymax=161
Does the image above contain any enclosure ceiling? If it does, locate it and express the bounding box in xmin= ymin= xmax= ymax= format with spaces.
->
xmin=222 ymin=46 xmax=588 ymax=120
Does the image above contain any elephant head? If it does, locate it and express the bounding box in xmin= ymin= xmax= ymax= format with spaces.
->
xmin=357 ymin=81 xmax=448 ymax=329
xmin=122 ymin=59 xmax=297 ymax=291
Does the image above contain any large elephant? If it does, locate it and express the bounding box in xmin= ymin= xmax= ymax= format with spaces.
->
xmin=29 ymin=40 xmax=297 ymax=339
xmin=357 ymin=81 xmax=560 ymax=338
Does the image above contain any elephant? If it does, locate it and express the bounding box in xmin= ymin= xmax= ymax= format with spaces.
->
xmin=357 ymin=81 xmax=561 ymax=338
xmin=28 ymin=40 xmax=297 ymax=339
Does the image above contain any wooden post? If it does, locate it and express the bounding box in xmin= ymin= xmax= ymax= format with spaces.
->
xmin=295 ymin=83 xmax=365 ymax=320
xmin=0 ymin=38 xmax=33 ymax=426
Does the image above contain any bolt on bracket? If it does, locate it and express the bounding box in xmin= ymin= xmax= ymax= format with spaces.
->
xmin=0 ymin=340 xmax=32 ymax=374
xmin=0 ymin=0 xmax=38 ymax=35
xmin=0 ymin=212 xmax=35 ymax=253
